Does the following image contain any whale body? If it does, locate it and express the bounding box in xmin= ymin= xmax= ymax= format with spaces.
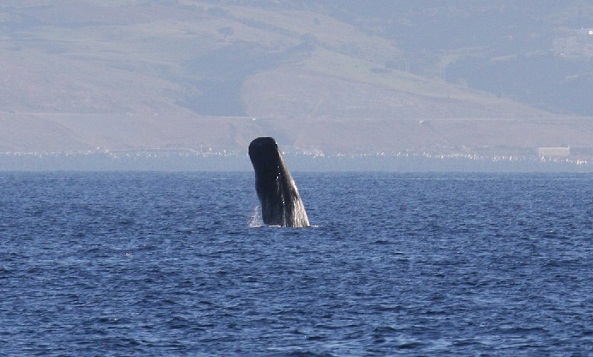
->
xmin=248 ymin=137 xmax=310 ymax=227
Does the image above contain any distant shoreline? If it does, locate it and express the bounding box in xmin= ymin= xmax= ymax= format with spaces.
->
xmin=1 ymin=151 xmax=592 ymax=172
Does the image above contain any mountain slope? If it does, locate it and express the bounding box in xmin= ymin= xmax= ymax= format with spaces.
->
xmin=1 ymin=0 xmax=592 ymax=158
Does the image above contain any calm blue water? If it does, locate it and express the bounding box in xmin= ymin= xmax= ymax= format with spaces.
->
xmin=1 ymin=172 xmax=593 ymax=356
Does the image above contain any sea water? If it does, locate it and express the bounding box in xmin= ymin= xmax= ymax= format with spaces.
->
xmin=1 ymin=172 xmax=593 ymax=356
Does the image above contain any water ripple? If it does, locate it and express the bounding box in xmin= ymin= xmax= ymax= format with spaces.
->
xmin=1 ymin=172 xmax=593 ymax=355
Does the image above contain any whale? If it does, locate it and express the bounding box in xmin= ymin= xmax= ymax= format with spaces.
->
xmin=248 ymin=137 xmax=310 ymax=227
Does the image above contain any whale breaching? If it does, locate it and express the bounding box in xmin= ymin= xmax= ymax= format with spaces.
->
xmin=248 ymin=137 xmax=310 ymax=227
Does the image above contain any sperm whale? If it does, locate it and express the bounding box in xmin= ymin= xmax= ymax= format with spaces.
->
xmin=248 ymin=137 xmax=310 ymax=227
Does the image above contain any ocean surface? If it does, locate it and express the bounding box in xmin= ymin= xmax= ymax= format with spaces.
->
xmin=1 ymin=172 xmax=593 ymax=356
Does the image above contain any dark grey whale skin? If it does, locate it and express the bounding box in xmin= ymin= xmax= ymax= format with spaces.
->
xmin=248 ymin=137 xmax=310 ymax=228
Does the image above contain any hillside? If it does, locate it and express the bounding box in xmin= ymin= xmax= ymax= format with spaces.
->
xmin=2 ymin=0 xmax=593 ymax=165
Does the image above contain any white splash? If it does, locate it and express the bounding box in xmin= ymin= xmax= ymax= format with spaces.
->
xmin=249 ymin=205 xmax=264 ymax=227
